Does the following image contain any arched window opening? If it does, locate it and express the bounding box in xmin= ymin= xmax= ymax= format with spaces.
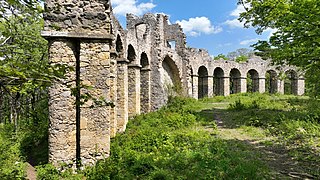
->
xmin=140 ymin=52 xmax=149 ymax=68
xmin=285 ymin=70 xmax=298 ymax=95
xmin=198 ymin=66 xmax=208 ymax=99
xmin=127 ymin=44 xmax=136 ymax=62
xmin=230 ymin=68 xmax=241 ymax=94
xmin=213 ymin=67 xmax=224 ymax=96
xmin=161 ymin=56 xmax=182 ymax=96
xmin=116 ymin=35 xmax=123 ymax=54
xmin=265 ymin=70 xmax=278 ymax=94
xmin=247 ymin=69 xmax=259 ymax=93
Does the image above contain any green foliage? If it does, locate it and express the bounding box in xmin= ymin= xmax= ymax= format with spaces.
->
xmin=220 ymin=93 xmax=320 ymax=172
xmin=227 ymin=48 xmax=254 ymax=61
xmin=0 ymin=124 xmax=26 ymax=179
xmin=214 ymin=53 xmax=228 ymax=60
xmin=81 ymin=97 xmax=269 ymax=179
xmin=238 ymin=0 xmax=320 ymax=96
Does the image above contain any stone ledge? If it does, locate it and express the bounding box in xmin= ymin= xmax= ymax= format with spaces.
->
xmin=117 ymin=58 xmax=130 ymax=63
xmin=141 ymin=68 xmax=151 ymax=71
xmin=128 ymin=64 xmax=142 ymax=68
xmin=41 ymin=31 xmax=114 ymax=40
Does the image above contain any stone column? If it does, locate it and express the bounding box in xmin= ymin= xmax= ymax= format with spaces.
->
xmin=278 ymin=79 xmax=285 ymax=94
xmin=259 ymin=77 xmax=266 ymax=93
xmin=43 ymin=0 xmax=114 ymax=168
xmin=208 ymin=76 xmax=214 ymax=97
xmin=240 ymin=77 xmax=247 ymax=93
xmin=192 ymin=75 xmax=198 ymax=99
xmin=140 ymin=68 xmax=151 ymax=114
xmin=47 ymin=40 xmax=77 ymax=167
xmin=223 ymin=77 xmax=230 ymax=96
xmin=79 ymin=41 xmax=112 ymax=166
xmin=116 ymin=59 xmax=129 ymax=132
xmin=109 ymin=51 xmax=118 ymax=138
xmin=297 ymin=78 xmax=305 ymax=96
xmin=128 ymin=64 xmax=141 ymax=117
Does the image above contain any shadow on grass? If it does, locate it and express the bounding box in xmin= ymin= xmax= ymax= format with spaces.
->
xmin=195 ymin=106 xmax=320 ymax=179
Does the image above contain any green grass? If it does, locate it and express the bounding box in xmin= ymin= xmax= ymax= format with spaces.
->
xmin=9 ymin=93 xmax=320 ymax=179
xmin=82 ymin=97 xmax=270 ymax=180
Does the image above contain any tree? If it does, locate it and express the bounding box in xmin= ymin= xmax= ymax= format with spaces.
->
xmin=214 ymin=53 xmax=228 ymax=60
xmin=227 ymin=48 xmax=254 ymax=62
xmin=238 ymin=0 xmax=320 ymax=96
xmin=0 ymin=0 xmax=68 ymax=127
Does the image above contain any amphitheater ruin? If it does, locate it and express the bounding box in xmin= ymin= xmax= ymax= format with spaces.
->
xmin=42 ymin=0 xmax=305 ymax=167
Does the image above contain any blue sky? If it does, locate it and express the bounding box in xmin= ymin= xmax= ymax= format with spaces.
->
xmin=111 ymin=0 xmax=274 ymax=56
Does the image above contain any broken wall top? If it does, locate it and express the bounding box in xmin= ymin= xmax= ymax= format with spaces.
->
xmin=43 ymin=0 xmax=112 ymax=39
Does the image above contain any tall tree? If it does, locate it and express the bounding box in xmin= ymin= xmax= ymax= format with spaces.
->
xmin=0 ymin=0 xmax=67 ymax=127
xmin=238 ymin=0 xmax=320 ymax=96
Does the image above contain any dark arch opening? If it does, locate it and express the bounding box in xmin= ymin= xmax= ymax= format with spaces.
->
xmin=230 ymin=68 xmax=241 ymax=94
xmin=127 ymin=44 xmax=136 ymax=62
xmin=198 ymin=66 xmax=208 ymax=99
xmin=140 ymin=52 xmax=149 ymax=68
xmin=162 ymin=56 xmax=182 ymax=95
xmin=191 ymin=68 xmax=194 ymax=96
xmin=247 ymin=69 xmax=259 ymax=93
xmin=265 ymin=70 xmax=278 ymax=94
xmin=116 ymin=35 xmax=123 ymax=55
xmin=285 ymin=70 xmax=298 ymax=95
xmin=213 ymin=67 xmax=224 ymax=96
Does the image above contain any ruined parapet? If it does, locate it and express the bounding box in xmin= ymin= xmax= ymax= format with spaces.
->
xmin=42 ymin=0 xmax=114 ymax=168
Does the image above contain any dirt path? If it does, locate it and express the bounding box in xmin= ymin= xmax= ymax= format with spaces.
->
xmin=26 ymin=163 xmax=37 ymax=180
xmin=210 ymin=106 xmax=318 ymax=179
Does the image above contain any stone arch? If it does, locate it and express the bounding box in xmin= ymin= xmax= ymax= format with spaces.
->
xmin=136 ymin=23 xmax=147 ymax=40
xmin=265 ymin=70 xmax=278 ymax=94
xmin=127 ymin=44 xmax=136 ymax=62
xmin=230 ymin=68 xmax=241 ymax=94
xmin=161 ymin=56 xmax=182 ymax=96
xmin=140 ymin=52 xmax=151 ymax=113
xmin=140 ymin=52 xmax=149 ymax=68
xmin=198 ymin=66 xmax=208 ymax=99
xmin=213 ymin=67 xmax=224 ymax=96
xmin=247 ymin=69 xmax=259 ymax=93
xmin=116 ymin=34 xmax=124 ymax=57
xmin=284 ymin=70 xmax=298 ymax=95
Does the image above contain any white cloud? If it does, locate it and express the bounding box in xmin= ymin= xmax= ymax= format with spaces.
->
xmin=176 ymin=17 xmax=222 ymax=37
xmin=265 ymin=28 xmax=277 ymax=38
xmin=224 ymin=4 xmax=246 ymax=28
xmin=240 ymin=38 xmax=259 ymax=45
xmin=112 ymin=0 xmax=156 ymax=16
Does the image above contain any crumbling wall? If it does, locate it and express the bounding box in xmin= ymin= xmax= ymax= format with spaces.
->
xmin=43 ymin=0 xmax=305 ymax=168
xmin=43 ymin=0 xmax=114 ymax=168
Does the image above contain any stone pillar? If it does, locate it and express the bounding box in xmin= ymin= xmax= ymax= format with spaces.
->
xmin=192 ymin=75 xmax=198 ymax=99
xmin=223 ymin=77 xmax=230 ymax=96
xmin=43 ymin=0 xmax=114 ymax=168
xmin=297 ymin=78 xmax=305 ymax=96
xmin=128 ymin=64 xmax=141 ymax=117
xmin=109 ymin=51 xmax=118 ymax=138
xmin=140 ymin=68 xmax=151 ymax=114
xmin=47 ymin=40 xmax=77 ymax=167
xmin=240 ymin=77 xmax=247 ymax=93
xmin=116 ymin=59 xmax=129 ymax=132
xmin=208 ymin=76 xmax=214 ymax=97
xmin=188 ymin=74 xmax=193 ymax=97
xmin=79 ymin=41 xmax=112 ymax=166
xmin=259 ymin=77 xmax=266 ymax=93
xmin=278 ymin=79 xmax=285 ymax=94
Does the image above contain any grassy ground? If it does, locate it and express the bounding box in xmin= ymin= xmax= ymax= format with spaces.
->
xmin=201 ymin=93 xmax=320 ymax=178
xmin=15 ymin=93 xmax=320 ymax=179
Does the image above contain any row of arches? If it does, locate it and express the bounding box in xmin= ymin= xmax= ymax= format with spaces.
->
xmin=195 ymin=66 xmax=300 ymax=99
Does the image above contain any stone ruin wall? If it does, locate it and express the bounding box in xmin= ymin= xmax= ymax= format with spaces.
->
xmin=43 ymin=0 xmax=305 ymax=168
